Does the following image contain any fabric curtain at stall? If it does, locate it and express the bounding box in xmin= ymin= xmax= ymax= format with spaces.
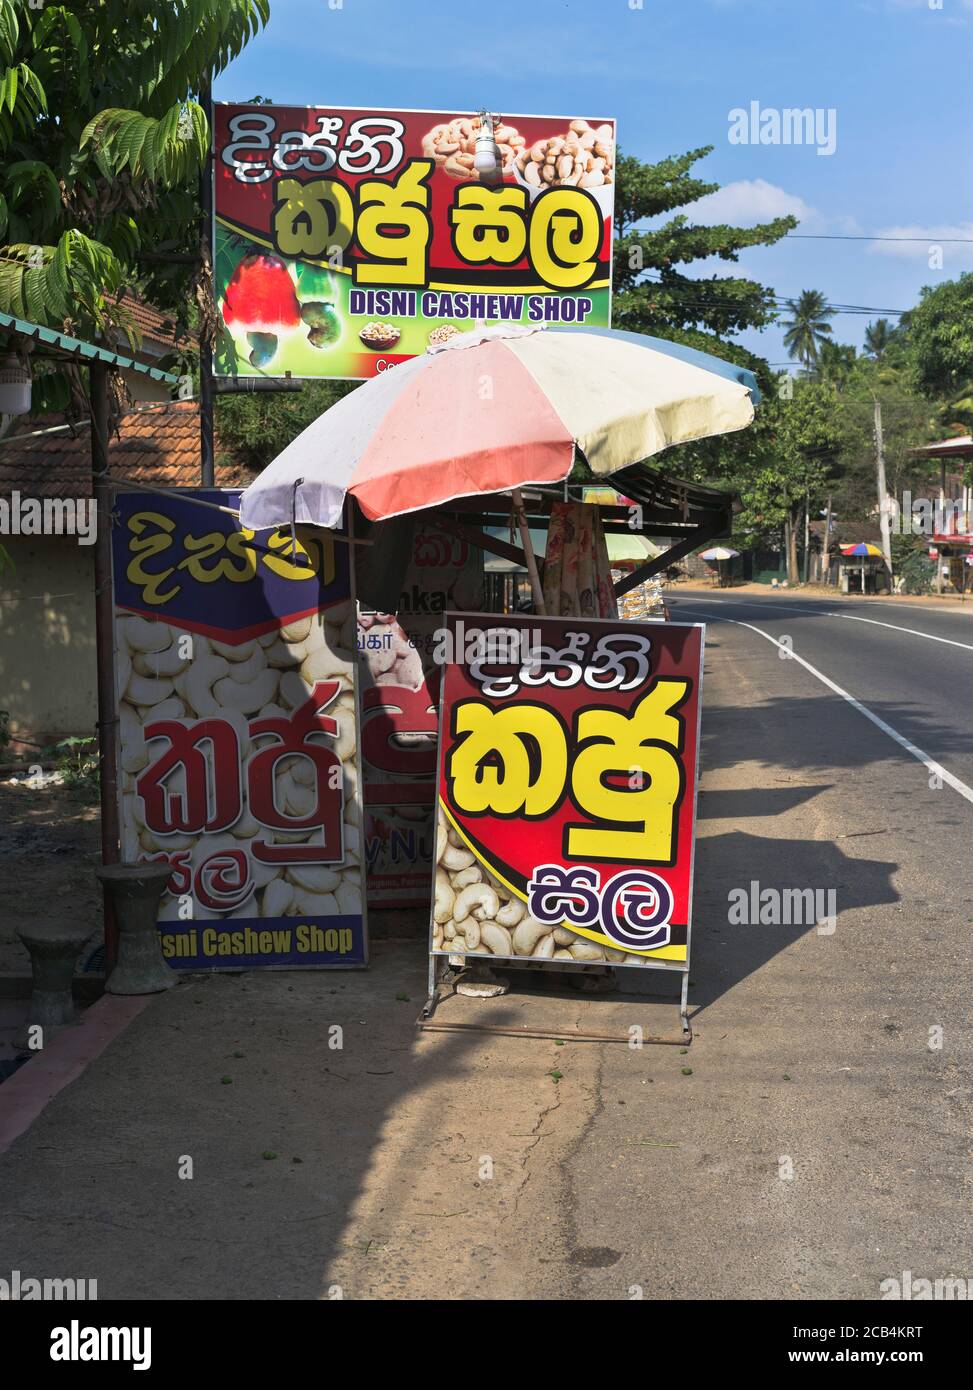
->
xmin=541 ymin=502 xmax=619 ymax=619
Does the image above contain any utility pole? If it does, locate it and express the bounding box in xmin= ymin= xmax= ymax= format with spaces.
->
xmin=199 ymin=76 xmax=215 ymax=487
xmin=874 ymin=398 xmax=893 ymax=584
xmin=822 ymin=492 xmax=833 ymax=583
xmin=937 ymin=457 xmax=947 ymax=595
xmin=802 ymin=487 xmax=811 ymax=584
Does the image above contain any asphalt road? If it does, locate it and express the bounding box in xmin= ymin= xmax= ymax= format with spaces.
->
xmin=562 ymin=588 xmax=973 ymax=1299
xmin=1 ymin=588 xmax=970 ymax=1302
xmin=669 ymin=589 xmax=973 ymax=795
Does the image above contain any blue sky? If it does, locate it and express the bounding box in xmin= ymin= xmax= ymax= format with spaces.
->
xmin=217 ymin=0 xmax=973 ymax=367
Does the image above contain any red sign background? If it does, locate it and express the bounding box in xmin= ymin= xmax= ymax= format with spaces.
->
xmin=435 ymin=614 xmax=704 ymax=964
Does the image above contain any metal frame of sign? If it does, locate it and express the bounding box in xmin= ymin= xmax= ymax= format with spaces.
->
xmin=419 ymin=612 xmax=706 ymax=1040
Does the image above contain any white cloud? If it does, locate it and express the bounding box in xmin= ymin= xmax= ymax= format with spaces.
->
xmin=883 ymin=0 xmax=973 ymax=10
xmin=675 ymin=180 xmax=867 ymax=240
xmin=869 ymin=223 xmax=973 ymax=268
xmin=686 ymin=179 xmax=813 ymax=227
xmin=682 ymin=179 xmax=862 ymax=236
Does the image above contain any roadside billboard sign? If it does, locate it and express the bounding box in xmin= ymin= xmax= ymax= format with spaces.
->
xmin=213 ymin=103 xmax=615 ymax=380
xmin=431 ymin=614 xmax=704 ymax=972
xmin=112 ymin=490 xmax=365 ymax=969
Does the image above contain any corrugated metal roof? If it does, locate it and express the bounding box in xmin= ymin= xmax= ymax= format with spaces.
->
xmin=910 ymin=435 xmax=973 ymax=457
xmin=0 ymin=310 xmax=179 ymax=382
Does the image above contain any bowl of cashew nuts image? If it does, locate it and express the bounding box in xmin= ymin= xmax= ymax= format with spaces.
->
xmin=511 ymin=119 xmax=615 ymax=220
xmin=421 ymin=115 xmax=526 ymax=180
xmin=116 ymin=603 xmax=362 ymax=923
xmin=432 ymin=805 xmax=649 ymax=967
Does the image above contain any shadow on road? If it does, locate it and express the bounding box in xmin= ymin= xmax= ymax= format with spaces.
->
xmin=699 ymin=693 xmax=973 ymax=778
xmin=690 ymin=828 xmax=899 ymax=1012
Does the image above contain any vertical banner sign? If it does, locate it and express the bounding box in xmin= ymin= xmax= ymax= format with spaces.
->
xmin=432 ymin=615 xmax=704 ymax=970
xmin=112 ymin=490 xmax=366 ymax=969
xmin=213 ymin=104 xmax=615 ymax=380
xmin=359 ymin=525 xmax=484 ymax=905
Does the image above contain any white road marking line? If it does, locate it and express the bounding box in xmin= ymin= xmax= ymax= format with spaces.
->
xmin=675 ymin=591 xmax=973 ymax=616
xmin=824 ymin=611 xmax=973 ymax=652
xmin=672 ymin=595 xmax=825 ymax=616
xmin=674 ymin=595 xmax=973 ymax=651
xmin=679 ymin=607 xmax=973 ymax=808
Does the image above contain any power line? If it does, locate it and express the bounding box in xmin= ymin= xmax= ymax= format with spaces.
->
xmin=628 ymin=226 xmax=973 ymax=245
xmin=633 ymin=271 xmax=906 ymax=317
xmin=785 ymin=234 xmax=973 ymax=244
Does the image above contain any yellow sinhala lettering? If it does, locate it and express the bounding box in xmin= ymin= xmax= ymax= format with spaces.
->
xmin=356 ymin=160 xmax=433 ymax=286
xmin=567 ymin=681 xmax=688 ymax=862
xmin=262 ymin=527 xmax=333 ymax=582
xmin=449 ymin=701 xmax=567 ymax=817
xmin=273 ymin=177 xmax=354 ymax=260
xmin=449 ymin=184 xmax=528 ymax=265
xmin=125 ymin=511 xmax=179 ymax=605
xmin=529 ymin=187 xmax=602 ymax=290
xmin=179 ymin=529 xmax=258 ymax=583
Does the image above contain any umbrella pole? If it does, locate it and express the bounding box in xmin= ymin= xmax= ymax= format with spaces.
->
xmin=511 ymin=488 xmax=546 ymax=615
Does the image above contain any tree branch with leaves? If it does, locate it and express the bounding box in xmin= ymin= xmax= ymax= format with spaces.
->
xmin=0 ymin=0 xmax=268 ymax=370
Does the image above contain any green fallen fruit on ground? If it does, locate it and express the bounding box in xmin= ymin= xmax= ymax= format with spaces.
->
xmin=681 ymin=1067 xmax=693 ymax=1076
xmin=262 ymin=1151 xmax=277 ymax=1160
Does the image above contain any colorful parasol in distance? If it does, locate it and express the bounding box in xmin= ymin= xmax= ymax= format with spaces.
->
xmin=839 ymin=543 xmax=883 ymax=557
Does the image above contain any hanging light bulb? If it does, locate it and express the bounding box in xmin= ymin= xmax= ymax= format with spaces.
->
xmin=474 ymin=109 xmax=502 ymax=184
xmin=0 ymin=354 xmax=31 ymax=416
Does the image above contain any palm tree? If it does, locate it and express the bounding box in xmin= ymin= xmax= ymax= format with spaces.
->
xmin=813 ymin=339 xmax=856 ymax=387
xmin=864 ymin=318 xmax=893 ymax=361
xmin=783 ymin=290 xmax=834 ymax=370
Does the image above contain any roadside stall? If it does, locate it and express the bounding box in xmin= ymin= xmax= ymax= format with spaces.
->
xmin=480 ymin=508 xmax=664 ymax=618
xmin=699 ymin=544 xmax=740 ymax=588
xmin=100 ymin=102 xmax=758 ymax=1042
xmin=908 ymin=435 xmax=973 ymax=595
xmin=236 ymin=320 xmax=757 ymax=1035
xmin=838 ymin=541 xmax=888 ymax=594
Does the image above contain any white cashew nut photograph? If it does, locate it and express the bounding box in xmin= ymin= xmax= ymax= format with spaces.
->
xmin=432 ymin=805 xmax=648 ymax=967
xmin=115 ymin=606 xmax=363 ymax=924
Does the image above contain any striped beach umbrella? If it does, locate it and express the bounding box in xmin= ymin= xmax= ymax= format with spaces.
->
xmin=238 ymin=324 xmax=759 ymax=530
xmin=839 ymin=542 xmax=883 ymax=557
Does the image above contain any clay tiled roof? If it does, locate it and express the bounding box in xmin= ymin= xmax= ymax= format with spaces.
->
xmin=0 ymin=402 xmax=254 ymax=499
xmin=112 ymin=293 xmax=191 ymax=354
